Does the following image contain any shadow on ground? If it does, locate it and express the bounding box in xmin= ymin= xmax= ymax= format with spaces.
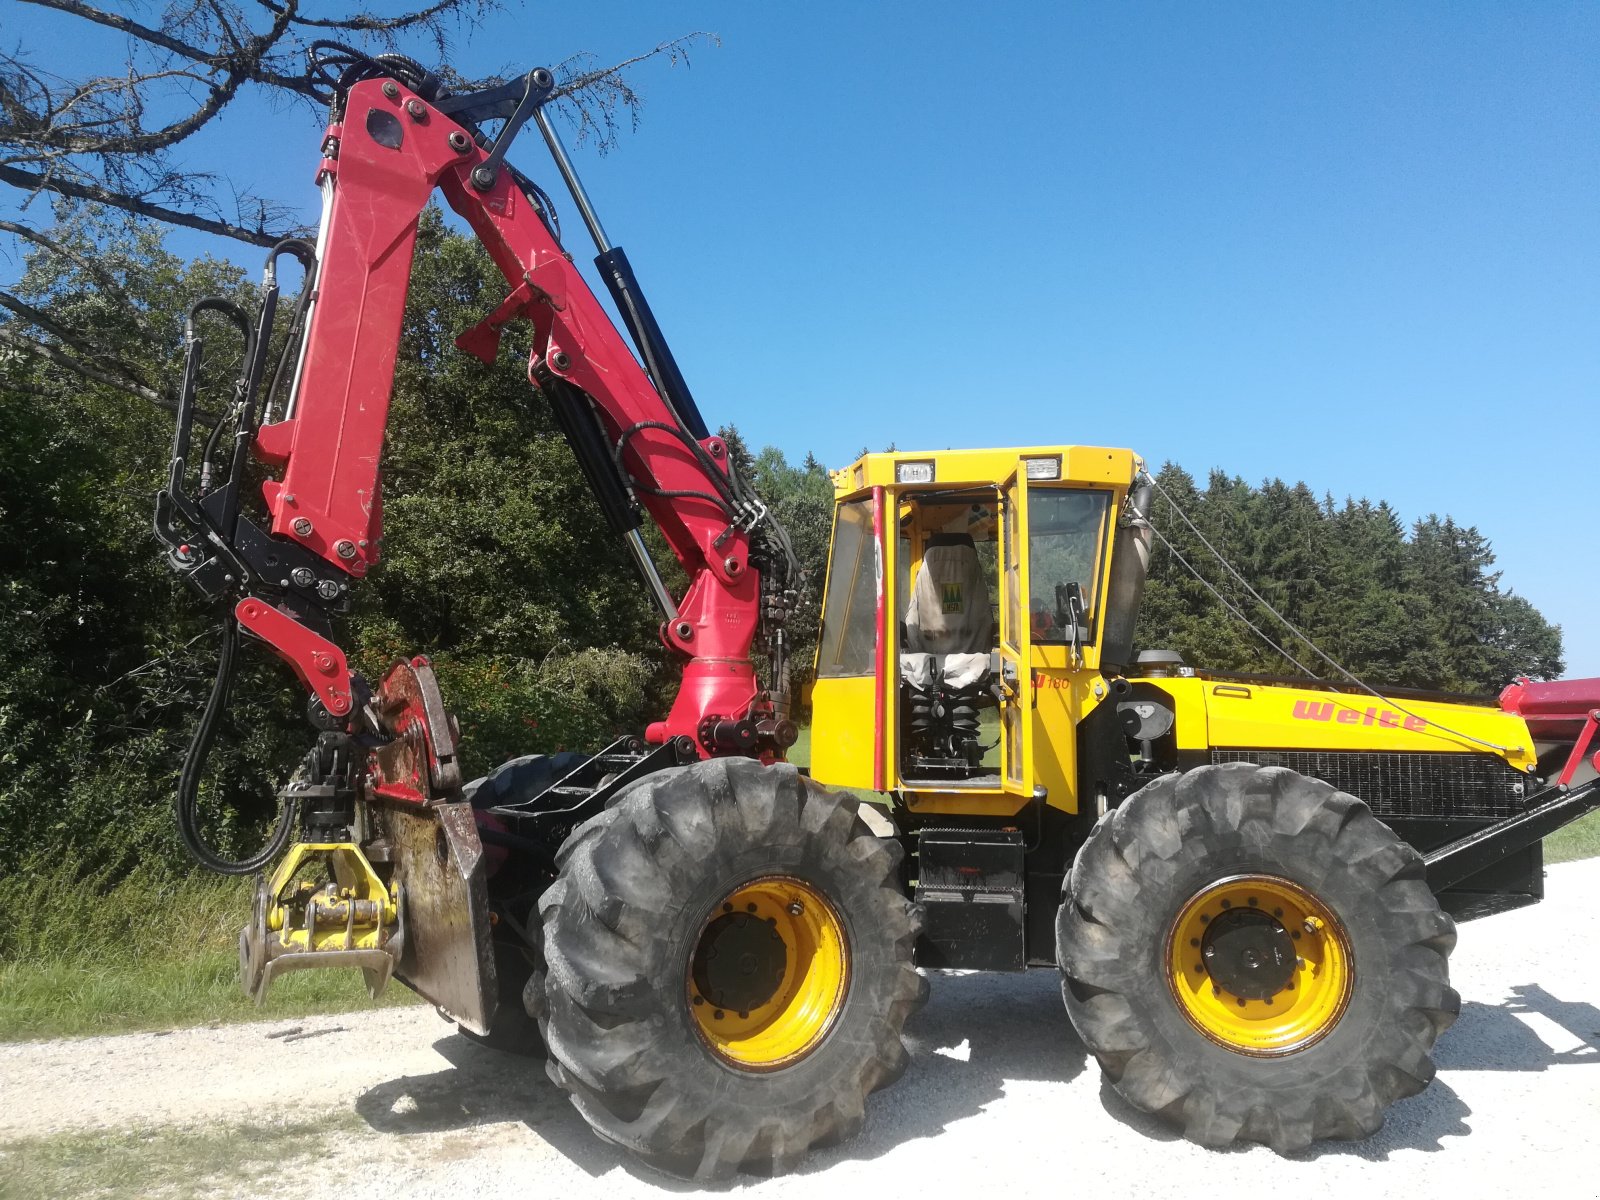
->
xmin=354 ymin=969 xmax=1083 ymax=1189
xmin=352 ymin=974 xmax=1600 ymax=1184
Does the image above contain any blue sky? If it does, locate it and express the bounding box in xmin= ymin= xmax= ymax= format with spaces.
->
xmin=9 ymin=2 xmax=1598 ymax=674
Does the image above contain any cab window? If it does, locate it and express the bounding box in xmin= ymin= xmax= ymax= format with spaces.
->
xmin=817 ymin=499 xmax=878 ymax=677
xmin=1027 ymin=489 xmax=1111 ymax=644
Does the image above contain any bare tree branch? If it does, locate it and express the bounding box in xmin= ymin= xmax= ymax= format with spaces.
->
xmin=0 ymin=163 xmax=282 ymax=246
xmin=0 ymin=323 xmax=172 ymax=408
xmin=0 ymin=1 xmax=716 ymax=414
xmin=0 ymin=218 xmax=146 ymax=322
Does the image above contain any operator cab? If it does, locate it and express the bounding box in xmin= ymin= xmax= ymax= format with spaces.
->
xmin=809 ymin=446 xmax=1147 ymax=809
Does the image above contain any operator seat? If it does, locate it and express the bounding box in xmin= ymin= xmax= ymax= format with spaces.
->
xmin=900 ymin=533 xmax=995 ymax=772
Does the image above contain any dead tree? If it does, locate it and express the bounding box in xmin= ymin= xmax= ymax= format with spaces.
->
xmin=0 ymin=0 xmax=710 ymax=402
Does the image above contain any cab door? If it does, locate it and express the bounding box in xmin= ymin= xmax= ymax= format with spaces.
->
xmin=808 ymin=489 xmax=886 ymax=791
xmin=998 ymin=471 xmax=1035 ymax=798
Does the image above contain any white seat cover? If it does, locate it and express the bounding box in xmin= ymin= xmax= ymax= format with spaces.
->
xmin=902 ymin=538 xmax=994 ymax=691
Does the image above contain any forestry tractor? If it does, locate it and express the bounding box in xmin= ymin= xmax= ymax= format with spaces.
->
xmin=152 ymin=45 xmax=1600 ymax=1179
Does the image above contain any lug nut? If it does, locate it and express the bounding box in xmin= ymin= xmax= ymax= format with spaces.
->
xmin=1303 ymin=917 xmax=1323 ymax=935
xmin=334 ymin=540 xmax=357 ymax=560
xmin=291 ymin=517 xmax=313 ymax=537
xmin=787 ymin=901 xmax=804 ymax=917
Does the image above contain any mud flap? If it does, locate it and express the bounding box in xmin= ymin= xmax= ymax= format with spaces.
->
xmin=382 ymin=800 xmax=498 ymax=1035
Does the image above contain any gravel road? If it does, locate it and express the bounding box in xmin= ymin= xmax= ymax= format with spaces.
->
xmin=4 ymin=860 xmax=1597 ymax=1199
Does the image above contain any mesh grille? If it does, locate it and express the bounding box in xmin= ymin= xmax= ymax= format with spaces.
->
xmin=1208 ymin=749 xmax=1529 ymax=819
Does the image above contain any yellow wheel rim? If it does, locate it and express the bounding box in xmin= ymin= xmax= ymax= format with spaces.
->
xmin=687 ymin=875 xmax=849 ymax=1071
xmin=1166 ymin=873 xmax=1353 ymax=1057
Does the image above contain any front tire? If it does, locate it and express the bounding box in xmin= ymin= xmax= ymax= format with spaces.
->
xmin=1056 ymin=763 xmax=1458 ymax=1154
xmin=538 ymin=757 xmax=924 ymax=1180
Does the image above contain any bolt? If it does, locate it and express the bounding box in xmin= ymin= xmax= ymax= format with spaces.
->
xmin=724 ymin=557 xmax=741 ymax=575
xmin=692 ymin=995 xmax=703 ymax=1006
xmin=283 ymin=494 xmax=296 ymax=504
xmin=746 ymin=903 xmax=757 ymax=913
xmin=405 ymin=99 xmax=426 ymax=120
xmin=709 ymin=441 xmax=725 ymax=458
xmin=1188 ymin=938 xmax=1199 ymax=948
xmin=448 ymin=130 xmax=470 ymax=152
xmin=551 ymin=350 xmax=572 ymax=372
xmin=291 ymin=567 xmax=315 ymax=588
xmin=674 ymin=621 xmax=694 ymax=641
xmin=335 ymin=540 xmax=357 ymax=560
xmin=1303 ymin=917 xmax=1323 ymax=935
xmin=713 ymin=1010 xmax=724 ymax=1021
xmin=1220 ymin=899 xmax=1232 ymax=909
xmin=1237 ymin=998 xmax=1246 ymax=1008
xmin=317 ymin=579 xmax=341 ymax=601
xmin=738 ymin=1011 xmax=749 ymax=1020
xmin=292 ymin=517 xmax=313 ymax=537
xmin=1247 ymin=896 xmax=1258 ymax=907
xmin=1193 ymin=962 xmax=1203 ymax=972
xmin=787 ymin=900 xmax=804 ymax=917
xmin=722 ymin=903 xmax=733 ymax=913
xmin=382 ymin=81 xmax=399 ymax=99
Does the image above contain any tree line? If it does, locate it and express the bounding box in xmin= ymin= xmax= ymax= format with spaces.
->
xmin=0 ymin=208 xmax=1562 ymax=878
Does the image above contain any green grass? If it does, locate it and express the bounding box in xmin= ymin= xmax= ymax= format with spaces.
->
xmin=0 ymin=1114 xmax=362 ymax=1200
xmin=789 ymin=723 xmax=811 ymax=769
xmin=0 ymin=860 xmax=416 ymax=1042
xmin=1546 ymin=809 xmax=1600 ymax=865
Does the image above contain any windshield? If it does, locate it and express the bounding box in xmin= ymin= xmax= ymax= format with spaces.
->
xmin=1026 ymin=488 xmax=1111 ymax=644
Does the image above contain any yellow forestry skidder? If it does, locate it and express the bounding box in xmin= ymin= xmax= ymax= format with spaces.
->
xmin=152 ymin=45 xmax=1600 ymax=1180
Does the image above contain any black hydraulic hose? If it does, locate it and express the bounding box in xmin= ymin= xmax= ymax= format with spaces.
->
xmin=175 ymin=619 xmax=298 ymax=875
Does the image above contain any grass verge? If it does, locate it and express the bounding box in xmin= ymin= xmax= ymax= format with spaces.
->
xmin=0 ymin=1114 xmax=363 ymax=1200
xmin=0 ymin=860 xmax=417 ymax=1042
xmin=1545 ymin=808 xmax=1600 ymax=865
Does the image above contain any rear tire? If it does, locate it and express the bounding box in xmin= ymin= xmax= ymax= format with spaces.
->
xmin=1056 ymin=763 xmax=1458 ymax=1154
xmin=538 ymin=757 xmax=924 ymax=1180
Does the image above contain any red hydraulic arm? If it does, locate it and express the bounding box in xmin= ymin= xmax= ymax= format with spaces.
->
xmin=245 ymin=71 xmax=776 ymax=757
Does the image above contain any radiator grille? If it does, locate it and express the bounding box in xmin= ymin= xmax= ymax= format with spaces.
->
xmin=1208 ymin=749 xmax=1529 ymax=820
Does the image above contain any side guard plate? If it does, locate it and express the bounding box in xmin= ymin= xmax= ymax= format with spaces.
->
xmin=383 ymin=800 xmax=498 ymax=1035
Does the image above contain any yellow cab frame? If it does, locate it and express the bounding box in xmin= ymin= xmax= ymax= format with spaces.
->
xmin=806 ymin=444 xmax=1555 ymax=970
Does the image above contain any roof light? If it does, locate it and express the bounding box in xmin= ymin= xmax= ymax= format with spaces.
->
xmin=1023 ymin=456 xmax=1061 ymax=481
xmin=895 ymin=460 xmax=935 ymax=485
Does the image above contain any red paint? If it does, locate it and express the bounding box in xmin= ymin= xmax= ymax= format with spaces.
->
xmin=871 ymin=486 xmax=885 ymax=792
xmin=233 ymin=599 xmax=351 ymax=716
xmin=1293 ymin=698 xmax=1429 ymax=733
xmin=244 ymin=78 xmax=769 ymax=753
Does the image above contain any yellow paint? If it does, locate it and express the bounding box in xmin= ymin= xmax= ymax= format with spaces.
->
xmin=689 ymin=876 xmax=849 ymax=1070
xmin=265 ymin=842 xmax=396 ymax=954
xmin=1166 ymin=874 xmax=1353 ymax=1056
xmin=810 ymin=676 xmax=878 ymax=789
xmin=1199 ymin=680 xmax=1535 ymax=766
xmin=809 ymin=440 xmax=1539 ymax=824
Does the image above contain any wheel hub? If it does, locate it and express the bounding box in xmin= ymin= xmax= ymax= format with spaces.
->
xmin=691 ymin=912 xmax=789 ymax=1014
xmin=686 ymin=875 xmax=850 ymax=1071
xmin=1200 ymin=909 xmax=1298 ymax=1000
xmin=1165 ymin=873 xmax=1354 ymax=1057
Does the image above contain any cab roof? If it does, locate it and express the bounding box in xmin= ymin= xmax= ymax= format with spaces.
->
xmin=830 ymin=445 xmax=1143 ymax=498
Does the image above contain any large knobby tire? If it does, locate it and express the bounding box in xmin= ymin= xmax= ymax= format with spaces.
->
xmin=537 ymin=757 xmax=925 ymax=1180
xmin=1057 ymin=762 xmax=1458 ymax=1154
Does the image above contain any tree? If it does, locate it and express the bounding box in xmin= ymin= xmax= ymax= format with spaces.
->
xmin=1133 ymin=467 xmax=1563 ymax=693
xmin=1 ymin=0 xmax=710 ymax=404
xmin=0 ymin=207 xmax=662 ymax=876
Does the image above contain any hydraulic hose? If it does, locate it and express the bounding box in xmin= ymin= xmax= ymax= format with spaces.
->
xmin=175 ymin=618 xmax=297 ymax=875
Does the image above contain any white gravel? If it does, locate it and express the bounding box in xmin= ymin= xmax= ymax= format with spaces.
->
xmin=4 ymin=860 xmax=1597 ymax=1199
